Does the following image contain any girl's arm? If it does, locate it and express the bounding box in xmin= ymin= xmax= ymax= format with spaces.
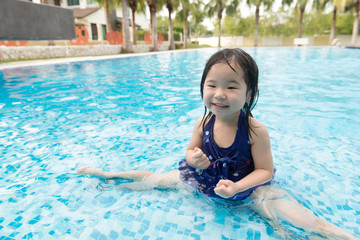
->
xmin=185 ymin=117 xmax=211 ymax=169
xmin=214 ymin=118 xmax=274 ymax=198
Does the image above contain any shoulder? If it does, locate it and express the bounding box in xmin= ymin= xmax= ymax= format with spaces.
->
xmin=248 ymin=117 xmax=270 ymax=145
xmin=193 ymin=114 xmax=212 ymax=132
xmin=192 ymin=116 xmax=204 ymax=136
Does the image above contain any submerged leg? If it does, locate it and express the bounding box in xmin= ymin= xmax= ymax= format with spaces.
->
xmin=250 ymin=186 xmax=358 ymax=240
xmin=76 ymin=166 xmax=154 ymax=181
xmin=76 ymin=167 xmax=182 ymax=190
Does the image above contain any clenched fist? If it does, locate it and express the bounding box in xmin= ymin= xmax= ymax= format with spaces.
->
xmin=187 ymin=147 xmax=211 ymax=170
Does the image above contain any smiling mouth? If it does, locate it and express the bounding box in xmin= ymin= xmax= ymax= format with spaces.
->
xmin=212 ymin=103 xmax=229 ymax=109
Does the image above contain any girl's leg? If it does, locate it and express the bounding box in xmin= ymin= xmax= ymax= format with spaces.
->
xmin=250 ymin=186 xmax=358 ymax=240
xmin=76 ymin=167 xmax=182 ymax=190
xmin=76 ymin=166 xmax=154 ymax=181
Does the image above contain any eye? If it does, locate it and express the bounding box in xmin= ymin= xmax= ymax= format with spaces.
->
xmin=228 ymin=86 xmax=238 ymax=90
xmin=207 ymin=84 xmax=216 ymax=88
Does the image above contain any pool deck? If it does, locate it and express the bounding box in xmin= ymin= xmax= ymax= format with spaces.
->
xmin=0 ymin=48 xmax=210 ymax=70
xmin=1 ymin=45 xmax=359 ymax=70
xmin=345 ymin=44 xmax=360 ymax=49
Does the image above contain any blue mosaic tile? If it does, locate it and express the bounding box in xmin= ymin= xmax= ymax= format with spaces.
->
xmin=254 ymin=230 xmax=261 ymax=240
xmin=190 ymin=233 xmax=201 ymax=240
xmin=343 ymin=205 xmax=353 ymax=211
xmin=184 ymin=229 xmax=191 ymax=236
xmin=266 ymin=225 xmax=275 ymax=235
xmin=233 ymin=224 xmax=240 ymax=229
xmin=122 ymin=228 xmax=131 ymax=236
xmin=7 ymin=198 xmax=17 ymax=203
xmin=246 ymin=228 xmax=254 ymax=239
xmin=221 ymin=235 xmax=230 ymax=240
xmin=161 ymin=225 xmax=170 ymax=232
xmin=98 ymin=233 xmax=107 ymax=240
xmin=22 ymin=232 xmax=38 ymax=239
xmin=28 ymin=215 xmax=40 ymax=225
xmin=194 ymin=223 xmax=205 ymax=232
xmin=0 ymin=236 xmax=15 ymax=240
xmin=90 ymin=229 xmax=100 ymax=239
xmin=8 ymin=221 xmax=22 ymax=230
xmin=109 ymin=230 xmax=119 ymax=240
xmin=8 ymin=232 xmax=19 ymax=238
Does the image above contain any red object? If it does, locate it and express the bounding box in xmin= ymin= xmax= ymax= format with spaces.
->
xmin=69 ymin=25 xmax=89 ymax=45
xmin=106 ymin=30 xmax=123 ymax=45
xmin=144 ymin=33 xmax=164 ymax=45
xmin=0 ymin=41 xmax=28 ymax=46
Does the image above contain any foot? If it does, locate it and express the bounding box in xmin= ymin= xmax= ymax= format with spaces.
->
xmin=76 ymin=167 xmax=108 ymax=177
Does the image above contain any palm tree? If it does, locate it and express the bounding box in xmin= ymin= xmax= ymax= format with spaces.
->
xmin=165 ymin=0 xmax=179 ymax=50
xmin=128 ymin=0 xmax=146 ymax=45
xmin=205 ymin=0 xmax=239 ymax=47
xmin=176 ymin=0 xmax=204 ymax=49
xmin=314 ymin=0 xmax=347 ymax=44
xmin=282 ymin=0 xmax=310 ymax=37
xmin=351 ymin=0 xmax=359 ymax=45
xmin=247 ymin=0 xmax=273 ymax=46
xmin=178 ymin=0 xmax=191 ymax=49
xmin=121 ymin=0 xmax=134 ymax=52
xmin=94 ymin=0 xmax=114 ymax=32
xmin=146 ymin=0 xmax=159 ymax=51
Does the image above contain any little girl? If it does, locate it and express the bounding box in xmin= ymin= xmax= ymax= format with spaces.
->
xmin=77 ymin=48 xmax=357 ymax=239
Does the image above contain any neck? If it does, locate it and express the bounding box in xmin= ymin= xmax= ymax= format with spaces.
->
xmin=214 ymin=111 xmax=240 ymax=126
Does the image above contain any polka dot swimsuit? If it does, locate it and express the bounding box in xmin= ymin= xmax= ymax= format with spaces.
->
xmin=179 ymin=110 xmax=273 ymax=200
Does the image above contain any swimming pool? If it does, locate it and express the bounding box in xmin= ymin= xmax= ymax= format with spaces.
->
xmin=0 ymin=47 xmax=359 ymax=239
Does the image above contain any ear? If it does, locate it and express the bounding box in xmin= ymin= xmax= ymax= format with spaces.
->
xmin=246 ymin=90 xmax=252 ymax=103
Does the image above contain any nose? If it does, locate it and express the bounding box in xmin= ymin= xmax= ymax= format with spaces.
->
xmin=214 ymin=88 xmax=226 ymax=100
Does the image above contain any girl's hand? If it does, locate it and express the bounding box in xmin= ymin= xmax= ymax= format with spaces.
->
xmin=187 ymin=147 xmax=210 ymax=170
xmin=214 ymin=179 xmax=238 ymax=199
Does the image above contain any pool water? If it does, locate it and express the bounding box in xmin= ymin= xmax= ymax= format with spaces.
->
xmin=0 ymin=47 xmax=359 ymax=239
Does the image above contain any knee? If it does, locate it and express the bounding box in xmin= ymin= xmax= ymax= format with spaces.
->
xmin=251 ymin=186 xmax=287 ymax=202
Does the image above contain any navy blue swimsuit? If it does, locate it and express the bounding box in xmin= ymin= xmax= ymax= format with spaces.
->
xmin=179 ymin=111 xmax=273 ymax=200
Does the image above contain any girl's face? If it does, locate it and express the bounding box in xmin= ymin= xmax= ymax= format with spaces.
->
xmin=203 ymin=61 xmax=249 ymax=121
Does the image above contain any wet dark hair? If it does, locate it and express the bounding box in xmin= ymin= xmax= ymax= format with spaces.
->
xmin=200 ymin=48 xmax=259 ymax=136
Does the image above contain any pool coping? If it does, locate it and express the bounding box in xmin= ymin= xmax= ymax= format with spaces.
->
xmin=0 ymin=48 xmax=216 ymax=70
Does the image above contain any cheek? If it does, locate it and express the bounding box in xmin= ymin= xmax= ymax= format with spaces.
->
xmin=202 ymin=91 xmax=212 ymax=105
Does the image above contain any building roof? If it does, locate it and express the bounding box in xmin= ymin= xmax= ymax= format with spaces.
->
xmin=73 ymin=7 xmax=99 ymax=18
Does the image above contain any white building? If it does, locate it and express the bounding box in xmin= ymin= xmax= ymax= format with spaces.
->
xmin=31 ymin=0 xmax=150 ymax=43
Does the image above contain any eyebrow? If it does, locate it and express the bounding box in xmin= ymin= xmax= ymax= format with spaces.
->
xmin=206 ymin=79 xmax=241 ymax=85
xmin=227 ymin=79 xmax=241 ymax=84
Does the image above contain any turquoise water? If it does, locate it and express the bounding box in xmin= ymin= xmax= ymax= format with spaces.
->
xmin=0 ymin=47 xmax=359 ymax=239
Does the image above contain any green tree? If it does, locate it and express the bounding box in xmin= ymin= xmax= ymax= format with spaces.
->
xmin=163 ymin=0 xmax=179 ymax=50
xmin=128 ymin=0 xmax=146 ymax=45
xmin=205 ymin=0 xmax=239 ymax=47
xmin=176 ymin=0 xmax=200 ymax=49
xmin=314 ymin=0 xmax=348 ymax=43
xmin=259 ymin=12 xmax=295 ymax=36
xmin=247 ymin=0 xmax=273 ymax=46
xmin=282 ymin=0 xmax=310 ymax=37
xmin=302 ymin=11 xmax=331 ymax=35
xmin=189 ymin=1 xmax=205 ymax=39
